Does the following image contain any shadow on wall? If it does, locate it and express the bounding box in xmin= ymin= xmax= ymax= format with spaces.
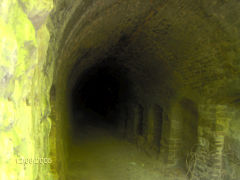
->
xmin=180 ymin=98 xmax=199 ymax=163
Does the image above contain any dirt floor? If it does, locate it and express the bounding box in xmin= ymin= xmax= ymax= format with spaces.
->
xmin=66 ymin=123 xmax=188 ymax=180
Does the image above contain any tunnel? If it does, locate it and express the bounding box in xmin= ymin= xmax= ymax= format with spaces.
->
xmin=70 ymin=59 xmax=132 ymax=129
xmin=64 ymin=48 xmax=183 ymax=179
xmin=1 ymin=0 xmax=240 ymax=180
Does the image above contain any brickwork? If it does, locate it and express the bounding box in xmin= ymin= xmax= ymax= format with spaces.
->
xmin=45 ymin=0 xmax=240 ymax=179
xmin=191 ymin=104 xmax=231 ymax=180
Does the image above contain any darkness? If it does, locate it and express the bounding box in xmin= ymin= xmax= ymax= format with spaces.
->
xmin=70 ymin=59 xmax=133 ymax=130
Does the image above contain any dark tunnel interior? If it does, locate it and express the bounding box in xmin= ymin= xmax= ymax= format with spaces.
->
xmin=62 ymin=3 xmax=204 ymax=178
xmin=3 ymin=0 xmax=240 ymax=179
xmin=70 ymin=59 xmax=134 ymax=135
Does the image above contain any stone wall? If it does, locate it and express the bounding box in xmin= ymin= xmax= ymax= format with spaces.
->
xmin=1 ymin=0 xmax=240 ymax=179
xmin=0 ymin=0 xmax=54 ymax=179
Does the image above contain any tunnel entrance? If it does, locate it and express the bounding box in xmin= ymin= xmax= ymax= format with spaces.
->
xmin=70 ymin=59 xmax=133 ymax=135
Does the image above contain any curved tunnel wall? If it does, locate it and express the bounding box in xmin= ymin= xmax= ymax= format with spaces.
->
xmin=1 ymin=0 xmax=240 ymax=179
xmin=50 ymin=0 xmax=198 ymax=178
xmin=48 ymin=0 xmax=240 ymax=179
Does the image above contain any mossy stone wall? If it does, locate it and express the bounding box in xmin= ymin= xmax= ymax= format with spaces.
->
xmin=0 ymin=0 xmax=54 ymax=179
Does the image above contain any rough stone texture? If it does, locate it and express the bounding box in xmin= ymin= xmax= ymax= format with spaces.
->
xmin=0 ymin=0 xmax=53 ymax=179
xmin=41 ymin=0 xmax=240 ymax=179
xmin=1 ymin=0 xmax=240 ymax=179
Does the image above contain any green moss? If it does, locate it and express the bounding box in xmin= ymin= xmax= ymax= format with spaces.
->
xmin=0 ymin=0 xmax=53 ymax=179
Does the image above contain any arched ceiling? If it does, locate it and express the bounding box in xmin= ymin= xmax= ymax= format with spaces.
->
xmin=47 ymin=0 xmax=240 ymax=105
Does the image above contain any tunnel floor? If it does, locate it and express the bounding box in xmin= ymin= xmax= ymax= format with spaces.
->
xmin=67 ymin=60 xmax=188 ymax=180
xmin=66 ymin=122 xmax=187 ymax=180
